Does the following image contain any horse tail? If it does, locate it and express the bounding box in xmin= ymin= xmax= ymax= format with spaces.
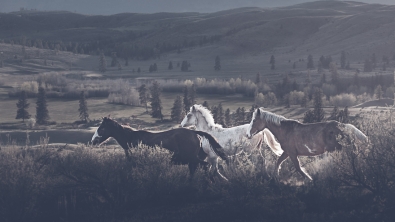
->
xmin=195 ymin=131 xmax=228 ymax=161
xmin=262 ymin=129 xmax=283 ymax=156
xmin=344 ymin=124 xmax=368 ymax=143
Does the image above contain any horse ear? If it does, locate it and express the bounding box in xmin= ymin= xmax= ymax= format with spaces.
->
xmin=256 ymin=108 xmax=261 ymax=115
xmin=107 ymin=114 xmax=111 ymax=118
xmin=192 ymin=105 xmax=196 ymax=112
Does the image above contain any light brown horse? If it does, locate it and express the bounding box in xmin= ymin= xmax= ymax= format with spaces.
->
xmin=247 ymin=108 xmax=368 ymax=180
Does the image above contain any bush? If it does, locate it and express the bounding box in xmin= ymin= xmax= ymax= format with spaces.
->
xmin=330 ymin=93 xmax=357 ymax=107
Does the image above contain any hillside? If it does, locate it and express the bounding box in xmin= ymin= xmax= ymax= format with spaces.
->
xmin=0 ymin=1 xmax=393 ymax=60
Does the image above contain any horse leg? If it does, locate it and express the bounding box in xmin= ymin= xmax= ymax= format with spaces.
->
xmin=209 ymin=156 xmax=228 ymax=182
xmin=275 ymin=152 xmax=289 ymax=175
xmin=289 ymin=154 xmax=312 ymax=180
xmin=188 ymin=162 xmax=199 ymax=180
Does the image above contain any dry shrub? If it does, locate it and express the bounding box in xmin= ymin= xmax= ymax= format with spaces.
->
xmin=330 ymin=93 xmax=357 ymax=107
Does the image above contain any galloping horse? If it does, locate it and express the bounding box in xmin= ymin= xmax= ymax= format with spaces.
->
xmin=92 ymin=117 xmax=228 ymax=178
xmin=181 ymin=104 xmax=282 ymax=168
xmin=247 ymin=108 xmax=368 ymax=180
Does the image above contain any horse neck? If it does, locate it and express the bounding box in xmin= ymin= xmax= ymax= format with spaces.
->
xmin=195 ymin=112 xmax=219 ymax=132
xmin=111 ymin=125 xmax=133 ymax=150
xmin=263 ymin=121 xmax=284 ymax=141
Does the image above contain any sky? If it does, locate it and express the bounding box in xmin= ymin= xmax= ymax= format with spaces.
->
xmin=0 ymin=0 xmax=394 ymax=14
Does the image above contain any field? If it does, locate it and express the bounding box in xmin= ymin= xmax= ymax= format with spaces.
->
xmin=1 ymin=1 xmax=395 ymax=221
xmin=0 ymin=112 xmax=394 ymax=221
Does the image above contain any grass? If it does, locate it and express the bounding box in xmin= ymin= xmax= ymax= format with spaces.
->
xmin=0 ymin=111 xmax=394 ymax=221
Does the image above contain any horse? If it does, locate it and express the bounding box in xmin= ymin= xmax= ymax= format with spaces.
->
xmin=91 ymin=117 xmax=228 ymax=179
xmin=180 ymin=104 xmax=282 ymax=168
xmin=247 ymin=108 xmax=368 ymax=180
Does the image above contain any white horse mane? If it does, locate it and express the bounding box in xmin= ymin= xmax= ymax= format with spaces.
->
xmin=254 ymin=108 xmax=287 ymax=126
xmin=191 ymin=104 xmax=223 ymax=130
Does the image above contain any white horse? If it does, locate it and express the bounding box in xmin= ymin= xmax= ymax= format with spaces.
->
xmin=180 ymin=104 xmax=282 ymax=172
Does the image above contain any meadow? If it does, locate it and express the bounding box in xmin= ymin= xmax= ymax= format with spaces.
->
xmin=0 ymin=111 xmax=394 ymax=222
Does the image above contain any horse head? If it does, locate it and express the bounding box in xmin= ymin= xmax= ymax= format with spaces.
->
xmin=91 ymin=117 xmax=114 ymax=145
xmin=247 ymin=108 xmax=266 ymax=139
xmin=180 ymin=105 xmax=198 ymax=127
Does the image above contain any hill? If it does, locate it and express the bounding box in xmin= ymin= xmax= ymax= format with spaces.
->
xmin=0 ymin=1 xmax=394 ymax=61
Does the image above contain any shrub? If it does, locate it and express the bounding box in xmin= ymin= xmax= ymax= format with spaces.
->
xmin=330 ymin=93 xmax=357 ymax=107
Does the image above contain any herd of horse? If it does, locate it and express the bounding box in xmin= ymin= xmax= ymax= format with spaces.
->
xmin=91 ymin=105 xmax=368 ymax=181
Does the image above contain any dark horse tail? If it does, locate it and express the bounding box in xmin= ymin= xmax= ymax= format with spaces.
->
xmin=194 ymin=131 xmax=228 ymax=161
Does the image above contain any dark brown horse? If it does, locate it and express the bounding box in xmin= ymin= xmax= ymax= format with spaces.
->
xmin=247 ymin=108 xmax=368 ymax=180
xmin=91 ymin=117 xmax=227 ymax=177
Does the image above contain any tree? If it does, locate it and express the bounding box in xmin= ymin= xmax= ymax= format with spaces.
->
xmin=255 ymin=73 xmax=261 ymax=85
xmin=16 ymin=90 xmax=31 ymax=122
xmin=371 ymin=53 xmax=377 ymax=69
xmin=240 ymin=107 xmax=246 ymax=123
xmin=340 ymin=51 xmax=346 ymax=69
xmin=303 ymin=110 xmax=315 ymax=123
xmin=330 ymin=62 xmax=339 ymax=85
xmin=270 ymin=55 xmax=275 ymax=70
xmin=36 ymin=87 xmax=50 ymax=125
xmin=78 ymin=91 xmax=89 ymax=122
xmin=150 ymin=81 xmax=163 ymax=120
xmin=137 ymin=67 xmax=141 ymax=73
xmin=211 ymin=106 xmax=218 ymax=123
xmin=375 ymin=85 xmax=383 ymax=100
xmin=110 ymin=52 xmax=118 ymax=67
xmin=138 ymin=84 xmax=149 ymax=113
xmin=171 ymin=95 xmax=184 ymax=122
xmin=328 ymin=106 xmax=339 ymax=121
xmin=183 ymin=85 xmax=190 ymax=112
xmin=181 ymin=60 xmax=189 ymax=72
xmin=224 ymin=108 xmax=231 ymax=127
xmin=168 ymin=61 xmax=173 ymax=70
xmin=217 ymin=103 xmax=225 ymax=126
xmin=312 ymin=88 xmax=325 ymax=122
xmin=99 ymin=53 xmax=106 ymax=73
xmin=342 ymin=106 xmax=349 ymax=123
xmin=364 ymin=59 xmax=373 ymax=72
xmin=214 ymin=56 xmax=221 ymax=71
xmin=307 ymin=54 xmax=314 ymax=69
xmin=202 ymin=101 xmax=209 ymax=109
xmin=188 ymin=84 xmax=196 ymax=107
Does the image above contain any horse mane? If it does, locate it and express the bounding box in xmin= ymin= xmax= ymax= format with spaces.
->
xmin=192 ymin=104 xmax=223 ymax=130
xmin=255 ymin=108 xmax=288 ymax=126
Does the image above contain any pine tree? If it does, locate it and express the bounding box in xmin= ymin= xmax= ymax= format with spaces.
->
xmin=342 ymin=106 xmax=349 ymax=123
xmin=375 ymin=85 xmax=383 ymax=100
xmin=371 ymin=53 xmax=377 ymax=69
xmin=138 ymin=84 xmax=149 ymax=113
xmin=99 ymin=53 xmax=106 ymax=73
xmin=313 ymin=88 xmax=325 ymax=122
xmin=171 ymin=95 xmax=184 ymax=122
xmin=328 ymin=106 xmax=339 ymax=121
xmin=78 ymin=91 xmax=89 ymax=122
xmin=217 ymin=103 xmax=225 ymax=126
xmin=214 ymin=55 xmax=221 ymax=71
xmin=150 ymin=81 xmax=163 ymax=120
xmin=211 ymin=106 xmax=218 ymax=123
xmin=181 ymin=60 xmax=189 ymax=72
xmin=188 ymin=84 xmax=196 ymax=107
xmin=16 ymin=90 xmax=31 ymax=122
xmin=303 ymin=110 xmax=315 ymax=123
xmin=270 ymin=55 xmax=275 ymax=70
xmin=224 ymin=108 xmax=231 ymax=127
xmin=340 ymin=51 xmax=346 ymax=69
xmin=183 ymin=85 xmax=191 ymax=112
xmin=168 ymin=61 xmax=173 ymax=70
xmin=36 ymin=87 xmax=50 ymax=125
xmin=110 ymin=52 xmax=118 ymax=67
xmin=307 ymin=54 xmax=314 ymax=69
xmin=255 ymin=73 xmax=261 ymax=85
xmin=240 ymin=107 xmax=246 ymax=123
xmin=363 ymin=59 xmax=373 ymax=72
xmin=202 ymin=101 xmax=209 ymax=109
xmin=235 ymin=107 xmax=241 ymax=123
xmin=330 ymin=62 xmax=339 ymax=85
